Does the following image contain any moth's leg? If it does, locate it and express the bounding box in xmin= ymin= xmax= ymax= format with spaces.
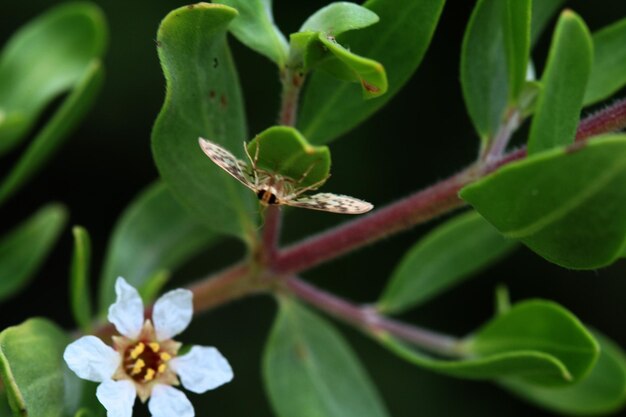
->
xmin=292 ymin=176 xmax=330 ymax=197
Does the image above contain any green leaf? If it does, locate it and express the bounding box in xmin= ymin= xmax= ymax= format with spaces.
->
xmin=377 ymin=300 xmax=598 ymax=385
xmin=378 ymin=210 xmax=517 ymax=314
xmin=290 ymin=33 xmax=387 ymax=99
xmin=461 ymin=0 xmax=509 ymax=142
xmin=0 ymin=319 xmax=67 ymax=417
xmin=461 ymin=0 xmax=531 ymax=139
xmin=218 ymin=0 xmax=288 ymax=67
xmin=0 ymin=61 xmax=104 ymax=207
xmin=0 ymin=204 xmax=67 ymax=302
xmin=461 ymin=135 xmax=626 ymax=269
xmin=99 ymin=182 xmax=217 ymax=313
xmin=502 ymin=330 xmax=626 ymax=415
xmin=584 ymin=17 xmax=626 ymax=105
xmin=527 ymin=11 xmax=592 ymax=154
xmin=298 ymin=0 xmax=446 ymax=144
xmin=465 ymin=300 xmax=599 ymax=385
xmin=263 ymin=298 xmax=389 ymax=417
xmin=247 ymin=126 xmax=330 ymax=187
xmin=0 ymin=2 xmax=107 ymax=155
xmin=70 ymin=226 xmax=92 ymax=332
xmin=379 ymin=334 xmax=572 ymax=383
xmin=300 ymin=2 xmax=379 ymax=35
xmin=503 ymin=0 xmax=531 ymax=102
xmin=0 ymin=390 xmax=10 ymax=416
xmin=530 ymin=0 xmax=566 ymax=46
xmin=152 ymin=3 xmax=255 ymax=240
xmin=317 ymin=36 xmax=387 ymax=99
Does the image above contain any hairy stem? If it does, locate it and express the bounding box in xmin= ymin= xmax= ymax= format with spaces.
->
xmin=278 ymin=68 xmax=305 ymax=126
xmin=271 ymin=100 xmax=626 ymax=275
xmin=285 ymin=277 xmax=461 ymax=356
xmin=273 ymin=168 xmax=477 ymax=274
xmin=576 ymin=98 xmax=626 ymax=141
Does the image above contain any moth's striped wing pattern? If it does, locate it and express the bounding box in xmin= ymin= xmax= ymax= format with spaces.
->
xmin=198 ymin=137 xmax=374 ymax=214
xmin=198 ymin=138 xmax=254 ymax=190
xmin=286 ymin=193 xmax=373 ymax=214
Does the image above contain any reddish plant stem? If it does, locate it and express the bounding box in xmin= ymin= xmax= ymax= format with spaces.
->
xmin=188 ymin=263 xmax=260 ymax=313
xmin=576 ymin=98 xmax=626 ymax=141
xmin=261 ymin=205 xmax=282 ymax=264
xmin=285 ymin=277 xmax=460 ymax=356
xmin=278 ymin=68 xmax=305 ymax=126
xmin=89 ymin=96 xmax=626 ymax=352
xmin=271 ymin=100 xmax=626 ymax=275
xmin=273 ymin=169 xmax=477 ymax=275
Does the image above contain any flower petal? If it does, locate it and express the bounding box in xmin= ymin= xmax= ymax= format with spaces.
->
xmin=63 ymin=336 xmax=120 ymax=382
xmin=170 ymin=346 xmax=233 ymax=393
xmin=108 ymin=277 xmax=144 ymax=339
xmin=148 ymin=384 xmax=194 ymax=417
xmin=96 ymin=379 xmax=136 ymax=417
xmin=153 ymin=288 xmax=193 ymax=340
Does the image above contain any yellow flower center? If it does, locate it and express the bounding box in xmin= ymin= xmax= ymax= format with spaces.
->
xmin=123 ymin=341 xmax=172 ymax=382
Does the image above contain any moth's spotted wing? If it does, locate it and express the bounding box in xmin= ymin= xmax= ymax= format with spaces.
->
xmin=198 ymin=138 xmax=254 ymax=190
xmin=286 ymin=192 xmax=373 ymax=214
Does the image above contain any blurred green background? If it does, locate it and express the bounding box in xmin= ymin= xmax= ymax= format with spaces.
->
xmin=1 ymin=1 xmax=626 ymax=416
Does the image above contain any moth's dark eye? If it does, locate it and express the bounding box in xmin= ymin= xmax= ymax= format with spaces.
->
xmin=256 ymin=190 xmax=264 ymax=200
xmin=267 ymin=193 xmax=278 ymax=205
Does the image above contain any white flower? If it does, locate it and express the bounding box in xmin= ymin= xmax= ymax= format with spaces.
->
xmin=64 ymin=277 xmax=233 ymax=417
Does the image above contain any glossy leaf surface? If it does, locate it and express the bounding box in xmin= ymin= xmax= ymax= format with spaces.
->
xmin=0 ymin=204 xmax=67 ymax=302
xmin=379 ymin=210 xmax=517 ymax=314
xmin=527 ymin=11 xmax=592 ymax=154
xmin=152 ymin=3 xmax=255 ymax=239
xmin=461 ymin=135 xmax=626 ymax=269
xmin=264 ymin=299 xmax=389 ymax=417
xmin=298 ymin=0 xmax=446 ymax=144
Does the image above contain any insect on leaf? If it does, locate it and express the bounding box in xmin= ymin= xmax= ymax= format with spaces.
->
xmin=198 ymin=138 xmax=373 ymax=214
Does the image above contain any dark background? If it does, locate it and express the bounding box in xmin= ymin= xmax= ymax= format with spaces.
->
xmin=1 ymin=1 xmax=626 ymax=416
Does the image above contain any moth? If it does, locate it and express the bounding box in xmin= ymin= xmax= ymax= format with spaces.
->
xmin=198 ymin=138 xmax=373 ymax=214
